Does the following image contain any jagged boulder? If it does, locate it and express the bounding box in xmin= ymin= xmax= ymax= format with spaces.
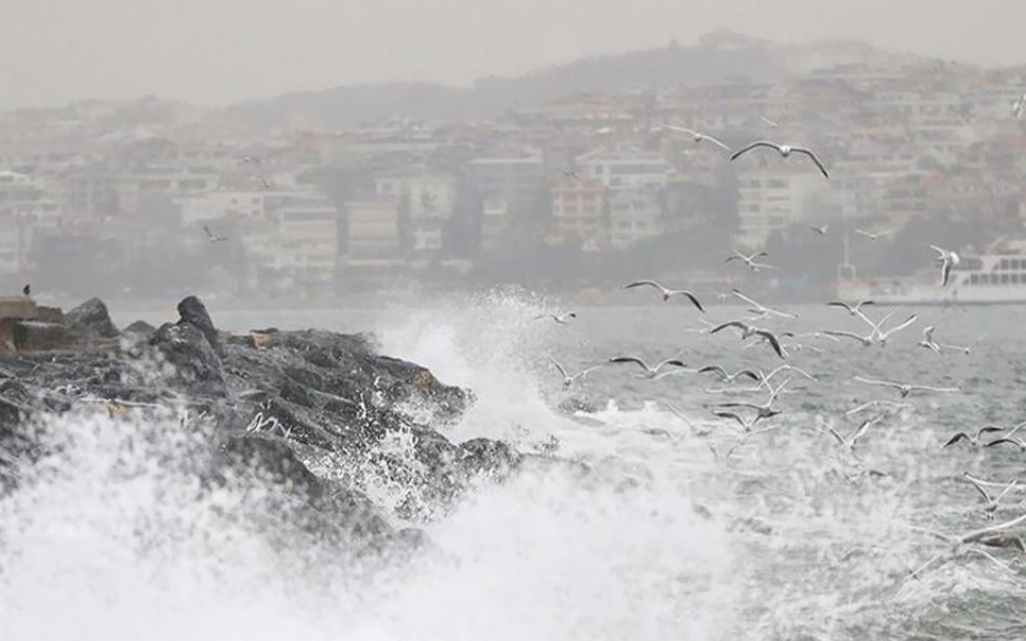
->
xmin=123 ymin=320 xmax=157 ymax=335
xmin=65 ymin=298 xmax=118 ymax=342
xmin=176 ymin=295 xmax=223 ymax=357
xmin=149 ymin=321 xmax=225 ymax=397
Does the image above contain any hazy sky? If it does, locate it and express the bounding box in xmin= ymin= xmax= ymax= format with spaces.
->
xmin=1 ymin=0 xmax=1024 ymax=111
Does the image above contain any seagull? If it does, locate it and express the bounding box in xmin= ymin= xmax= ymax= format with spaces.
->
xmin=730 ymin=141 xmax=829 ymax=178
xmin=810 ymin=224 xmax=829 ymax=236
xmin=907 ymin=512 xmax=1026 ymax=580
xmin=564 ymin=169 xmax=579 ymax=180
xmin=608 ymin=356 xmax=688 ymax=379
xmin=718 ymin=377 xmax=792 ymax=424
xmin=758 ymin=364 xmax=816 ymax=388
xmin=725 ymin=249 xmax=777 ymax=272
xmin=732 ymin=289 xmax=797 ymax=319
xmin=698 ymin=365 xmax=761 ymax=384
xmin=203 ymin=225 xmax=229 ymax=243
xmin=237 ymin=155 xmax=261 ymax=165
xmin=759 ymin=116 xmax=779 ymax=129
xmin=825 ymin=313 xmax=917 ymax=347
xmin=548 ymin=356 xmax=603 ymax=391
xmin=963 ymin=473 xmax=1018 ymax=519
xmin=827 ymin=300 xmax=876 ymax=318
xmin=930 ymin=245 xmax=960 ymax=287
xmin=260 ymin=177 xmax=274 ymax=190
xmin=823 ymin=416 xmax=881 ymax=456
xmin=918 ymin=326 xmax=941 ymax=352
xmin=622 ymin=280 xmax=704 ymax=312
xmin=1012 ymin=92 xmax=1026 ymax=119
xmin=713 ymin=410 xmax=768 ymax=432
xmin=22 ymin=284 xmax=30 ymax=297
xmin=853 ymin=375 xmax=960 ymax=398
xmin=661 ymin=125 xmax=732 ymax=153
xmin=664 ymin=402 xmax=712 ymax=436
xmin=854 ymin=228 xmax=888 ymax=241
xmin=710 ymin=320 xmax=788 ymax=359
xmin=943 ymin=426 xmax=1006 ymax=448
xmin=534 ymin=312 xmax=577 ymax=325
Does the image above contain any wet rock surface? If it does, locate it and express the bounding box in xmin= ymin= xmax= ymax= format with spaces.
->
xmin=0 ymin=295 xmax=519 ymax=559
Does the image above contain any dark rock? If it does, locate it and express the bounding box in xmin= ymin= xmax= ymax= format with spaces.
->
xmin=124 ymin=320 xmax=157 ymax=335
xmin=14 ymin=321 xmax=67 ymax=352
xmin=176 ymin=296 xmax=223 ymax=357
xmin=66 ymin=298 xmax=118 ymax=341
xmin=458 ymin=437 xmax=522 ymax=481
xmin=36 ymin=306 xmax=65 ymax=325
xmin=149 ymin=322 xmax=225 ymax=397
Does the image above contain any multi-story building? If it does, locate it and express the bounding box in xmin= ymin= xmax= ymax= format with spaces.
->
xmin=735 ymin=166 xmax=831 ymax=247
xmin=375 ymin=169 xmax=456 ymax=255
xmin=576 ymin=146 xmax=674 ymax=189
xmin=549 ymin=177 xmax=606 ymax=246
xmin=607 ymin=187 xmax=664 ymax=249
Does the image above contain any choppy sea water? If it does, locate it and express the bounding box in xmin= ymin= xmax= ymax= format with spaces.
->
xmin=2 ymin=295 xmax=1025 ymax=640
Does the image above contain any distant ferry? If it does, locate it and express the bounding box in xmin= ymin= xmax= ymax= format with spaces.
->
xmin=837 ymin=238 xmax=1026 ymax=305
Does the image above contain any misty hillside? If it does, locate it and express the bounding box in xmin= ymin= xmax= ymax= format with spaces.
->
xmin=219 ymin=32 xmax=927 ymax=130
xmin=3 ymin=31 xmax=936 ymax=134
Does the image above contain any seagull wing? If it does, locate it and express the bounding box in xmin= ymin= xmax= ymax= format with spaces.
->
xmin=755 ymin=330 xmax=787 ymax=359
xmin=736 ymin=370 xmax=761 ymax=382
xmin=731 ymin=288 xmax=762 ymax=309
xmin=942 ymin=433 xmax=971 ymax=448
xmin=881 ymin=314 xmax=918 ymax=339
xmin=710 ymin=321 xmax=748 ymax=335
xmin=961 ymin=512 xmax=1026 ymax=545
xmin=656 ymin=359 xmax=687 ymax=372
xmin=941 ymin=260 xmax=954 ymax=287
xmin=823 ymin=330 xmax=867 ymax=344
xmin=792 ymin=147 xmax=829 ymax=178
xmin=547 ymin=356 xmax=568 ymax=379
xmin=609 ymin=356 xmax=649 ymax=372
xmin=964 ymin=475 xmax=993 ymax=503
xmin=702 ymin=134 xmax=732 ymax=152
xmin=623 ymin=280 xmax=664 ymax=294
xmin=976 ymin=426 xmax=1006 ymax=438
xmin=827 ymin=302 xmax=854 ymax=313
xmin=854 ymin=376 xmax=903 ymax=390
xmin=730 ymin=140 xmax=781 ymax=161
xmin=713 ymin=411 xmax=747 ymax=428
xmin=985 ymin=438 xmax=1024 ymax=450
xmin=669 ymin=290 xmax=705 ymax=312
xmin=698 ymin=365 xmax=728 ymax=378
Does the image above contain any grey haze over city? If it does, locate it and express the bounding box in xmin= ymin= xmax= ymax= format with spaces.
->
xmin=1 ymin=0 xmax=1024 ymax=304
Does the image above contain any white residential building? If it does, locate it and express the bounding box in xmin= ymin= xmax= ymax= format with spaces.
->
xmin=576 ymin=146 xmax=674 ymax=189
xmin=735 ymin=167 xmax=831 ymax=247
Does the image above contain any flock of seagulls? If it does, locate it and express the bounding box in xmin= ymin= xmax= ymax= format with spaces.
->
xmin=538 ymin=112 xmax=1025 ymax=580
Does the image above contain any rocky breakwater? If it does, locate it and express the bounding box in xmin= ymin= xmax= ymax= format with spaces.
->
xmin=0 ymin=295 xmax=521 ymax=562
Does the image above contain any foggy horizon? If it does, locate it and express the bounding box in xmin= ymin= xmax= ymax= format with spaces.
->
xmin=2 ymin=0 xmax=1025 ymax=112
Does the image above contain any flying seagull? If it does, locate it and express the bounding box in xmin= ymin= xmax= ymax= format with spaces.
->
xmin=907 ymin=512 xmax=1026 ymax=580
xmin=718 ymin=376 xmax=792 ymax=425
xmin=943 ymin=425 xmax=1006 ymax=448
xmin=608 ymin=356 xmax=688 ymax=380
xmin=661 ymin=125 xmax=732 ymax=153
xmin=698 ymin=365 xmax=761 ymax=384
xmin=534 ymin=312 xmax=577 ymax=325
xmin=564 ymin=169 xmax=579 ymax=181
xmin=732 ymin=289 xmax=797 ymax=319
xmin=824 ymin=313 xmax=917 ymax=347
xmin=930 ymin=245 xmax=960 ymax=287
xmin=759 ymin=116 xmax=779 ymax=129
xmin=853 ymin=375 xmax=960 ymax=398
xmin=845 ymin=399 xmax=912 ymax=416
xmin=918 ymin=326 xmax=941 ymax=352
xmin=1012 ymin=92 xmax=1026 ymax=119
xmin=203 ymin=225 xmax=229 ymax=243
xmin=823 ymin=416 xmax=881 ymax=456
xmin=730 ymin=141 xmax=829 ymax=178
xmin=963 ymin=473 xmax=1018 ymax=519
xmin=622 ymin=280 xmax=704 ymax=312
xmin=236 ymin=155 xmax=261 ymax=165
xmin=854 ymin=228 xmax=888 ymax=241
xmin=22 ymin=284 xmax=30 ymax=297
xmin=725 ymin=250 xmax=777 ymax=272
xmin=548 ymin=356 xmax=603 ymax=391
xmin=810 ymin=224 xmax=829 ymax=236
xmin=711 ymin=321 xmax=788 ymax=359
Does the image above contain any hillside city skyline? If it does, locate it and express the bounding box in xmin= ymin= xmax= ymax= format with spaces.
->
xmin=1 ymin=27 xmax=1024 ymax=306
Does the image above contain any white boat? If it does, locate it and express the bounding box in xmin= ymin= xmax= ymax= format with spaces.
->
xmin=837 ymin=238 xmax=1026 ymax=305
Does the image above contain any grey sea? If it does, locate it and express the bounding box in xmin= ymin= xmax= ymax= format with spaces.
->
xmin=4 ymin=296 xmax=1025 ymax=640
